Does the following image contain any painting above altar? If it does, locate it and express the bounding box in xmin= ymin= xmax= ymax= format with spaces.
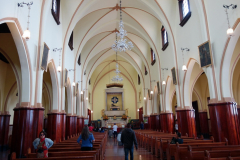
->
xmin=107 ymin=93 xmax=122 ymax=111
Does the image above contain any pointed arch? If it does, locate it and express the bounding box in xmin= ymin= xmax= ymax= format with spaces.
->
xmin=0 ymin=18 xmax=32 ymax=105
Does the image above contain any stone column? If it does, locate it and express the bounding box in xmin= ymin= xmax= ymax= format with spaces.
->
xmin=11 ymin=107 xmax=44 ymax=158
xmin=0 ymin=114 xmax=10 ymax=150
xmin=209 ymin=102 xmax=240 ymax=145
xmin=176 ymin=109 xmax=196 ymax=137
xmin=159 ymin=113 xmax=174 ymax=133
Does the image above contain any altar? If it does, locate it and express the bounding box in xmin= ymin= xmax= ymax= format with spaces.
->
xmin=101 ymin=88 xmax=128 ymax=127
xmin=101 ymin=117 xmax=128 ymax=128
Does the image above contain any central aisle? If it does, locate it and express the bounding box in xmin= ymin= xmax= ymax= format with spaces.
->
xmin=104 ymin=138 xmax=159 ymax=160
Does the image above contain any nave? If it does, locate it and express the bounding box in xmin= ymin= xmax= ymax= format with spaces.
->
xmin=105 ymin=138 xmax=158 ymax=160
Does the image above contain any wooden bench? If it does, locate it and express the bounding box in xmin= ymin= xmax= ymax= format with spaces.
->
xmin=204 ymin=149 xmax=240 ymax=160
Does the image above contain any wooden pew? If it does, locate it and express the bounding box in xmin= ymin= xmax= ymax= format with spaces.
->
xmin=187 ymin=144 xmax=240 ymax=160
xmin=27 ymin=151 xmax=98 ymax=159
xmin=173 ymin=142 xmax=238 ymax=160
xmin=204 ymin=150 xmax=240 ymax=160
xmin=167 ymin=137 xmax=219 ymax=160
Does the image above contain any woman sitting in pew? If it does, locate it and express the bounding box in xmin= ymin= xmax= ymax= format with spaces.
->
xmin=77 ymin=126 xmax=95 ymax=151
xmin=170 ymin=133 xmax=183 ymax=144
xmin=33 ymin=131 xmax=54 ymax=158
xmin=176 ymin=132 xmax=183 ymax=144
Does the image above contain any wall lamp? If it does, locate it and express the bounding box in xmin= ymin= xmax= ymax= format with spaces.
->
xmin=18 ymin=1 xmax=33 ymax=40
xmin=181 ymin=48 xmax=189 ymax=71
xmin=150 ymin=80 xmax=156 ymax=94
xmin=68 ymin=69 xmax=75 ymax=86
xmin=143 ymin=88 xmax=148 ymax=100
xmin=223 ymin=4 xmax=237 ymax=36
xmin=53 ymin=48 xmax=62 ymax=72
xmin=161 ymin=68 xmax=168 ymax=85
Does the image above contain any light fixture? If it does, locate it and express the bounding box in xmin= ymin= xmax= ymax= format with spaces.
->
xmin=69 ymin=69 xmax=75 ymax=86
xmin=112 ymin=0 xmax=133 ymax=52
xmin=223 ymin=4 xmax=237 ymax=36
xmin=53 ymin=48 xmax=62 ymax=72
xmin=137 ymin=109 xmax=139 ymax=112
xmin=181 ymin=48 xmax=189 ymax=71
xmin=150 ymin=80 xmax=155 ymax=95
xmin=111 ymin=33 xmax=123 ymax=82
xmin=91 ymin=110 xmax=93 ymax=113
xmin=144 ymin=97 xmax=146 ymax=100
xmin=161 ymin=68 xmax=168 ymax=85
xmin=80 ymin=91 xmax=83 ymax=95
xmin=162 ymin=81 xmax=166 ymax=85
xmin=86 ymin=97 xmax=88 ymax=101
xmin=18 ymin=2 xmax=33 ymax=40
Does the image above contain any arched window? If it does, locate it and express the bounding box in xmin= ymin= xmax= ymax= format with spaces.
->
xmin=68 ymin=31 xmax=74 ymax=50
xmin=52 ymin=0 xmax=60 ymax=25
xmin=161 ymin=26 xmax=169 ymax=51
xmin=151 ymin=48 xmax=156 ymax=66
xmin=138 ymin=74 xmax=141 ymax=85
xmin=178 ymin=0 xmax=191 ymax=27
xmin=145 ymin=66 xmax=148 ymax=75
xmin=77 ymin=54 xmax=81 ymax=66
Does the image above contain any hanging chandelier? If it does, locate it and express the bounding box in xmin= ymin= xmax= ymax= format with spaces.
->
xmin=112 ymin=34 xmax=123 ymax=82
xmin=112 ymin=0 xmax=133 ymax=52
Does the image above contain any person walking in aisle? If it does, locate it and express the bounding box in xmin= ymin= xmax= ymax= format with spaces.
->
xmin=113 ymin=123 xmax=118 ymax=139
xmin=121 ymin=123 xmax=138 ymax=160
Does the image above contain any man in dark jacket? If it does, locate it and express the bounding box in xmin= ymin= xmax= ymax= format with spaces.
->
xmin=121 ymin=123 xmax=138 ymax=160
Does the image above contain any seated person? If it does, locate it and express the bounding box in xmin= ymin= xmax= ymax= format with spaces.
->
xmin=176 ymin=132 xmax=183 ymax=144
xmin=93 ymin=127 xmax=99 ymax=132
xmin=88 ymin=124 xmax=94 ymax=132
xmin=170 ymin=137 xmax=176 ymax=144
xmin=100 ymin=128 xmax=105 ymax=133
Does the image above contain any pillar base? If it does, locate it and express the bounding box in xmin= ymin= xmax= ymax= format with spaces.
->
xmin=0 ymin=115 xmax=10 ymax=150
xmin=160 ymin=113 xmax=174 ymax=133
xmin=11 ymin=107 xmax=44 ymax=158
xmin=209 ymin=102 xmax=240 ymax=145
xmin=47 ymin=113 xmax=66 ymax=143
xmin=150 ymin=115 xmax=156 ymax=130
xmin=66 ymin=116 xmax=77 ymax=138
xmin=176 ymin=109 xmax=196 ymax=137
xmin=199 ymin=112 xmax=209 ymax=137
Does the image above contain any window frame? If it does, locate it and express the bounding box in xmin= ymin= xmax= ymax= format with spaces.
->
xmin=138 ymin=74 xmax=141 ymax=85
xmin=77 ymin=54 xmax=81 ymax=66
xmin=145 ymin=66 xmax=148 ymax=75
xmin=178 ymin=0 xmax=191 ymax=27
xmin=151 ymin=48 xmax=156 ymax=66
xmin=161 ymin=26 xmax=169 ymax=51
xmin=51 ymin=0 xmax=60 ymax=25
xmin=68 ymin=31 xmax=74 ymax=50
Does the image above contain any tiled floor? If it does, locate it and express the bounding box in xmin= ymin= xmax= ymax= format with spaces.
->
xmin=104 ymin=138 xmax=159 ymax=160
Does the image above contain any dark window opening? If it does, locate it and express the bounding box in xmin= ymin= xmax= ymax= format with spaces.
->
xmin=178 ymin=0 xmax=191 ymax=27
xmin=138 ymin=74 xmax=141 ymax=85
xmin=68 ymin=31 xmax=74 ymax=50
xmin=151 ymin=48 xmax=156 ymax=65
xmin=161 ymin=26 xmax=169 ymax=51
xmin=145 ymin=66 xmax=148 ymax=75
xmin=77 ymin=54 xmax=81 ymax=66
xmin=52 ymin=0 xmax=60 ymax=25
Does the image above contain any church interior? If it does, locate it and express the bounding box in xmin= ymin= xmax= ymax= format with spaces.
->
xmin=1 ymin=0 xmax=240 ymax=159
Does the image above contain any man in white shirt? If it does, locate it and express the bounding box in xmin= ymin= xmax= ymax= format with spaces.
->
xmin=113 ymin=123 xmax=118 ymax=139
xmin=175 ymin=121 xmax=178 ymax=134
